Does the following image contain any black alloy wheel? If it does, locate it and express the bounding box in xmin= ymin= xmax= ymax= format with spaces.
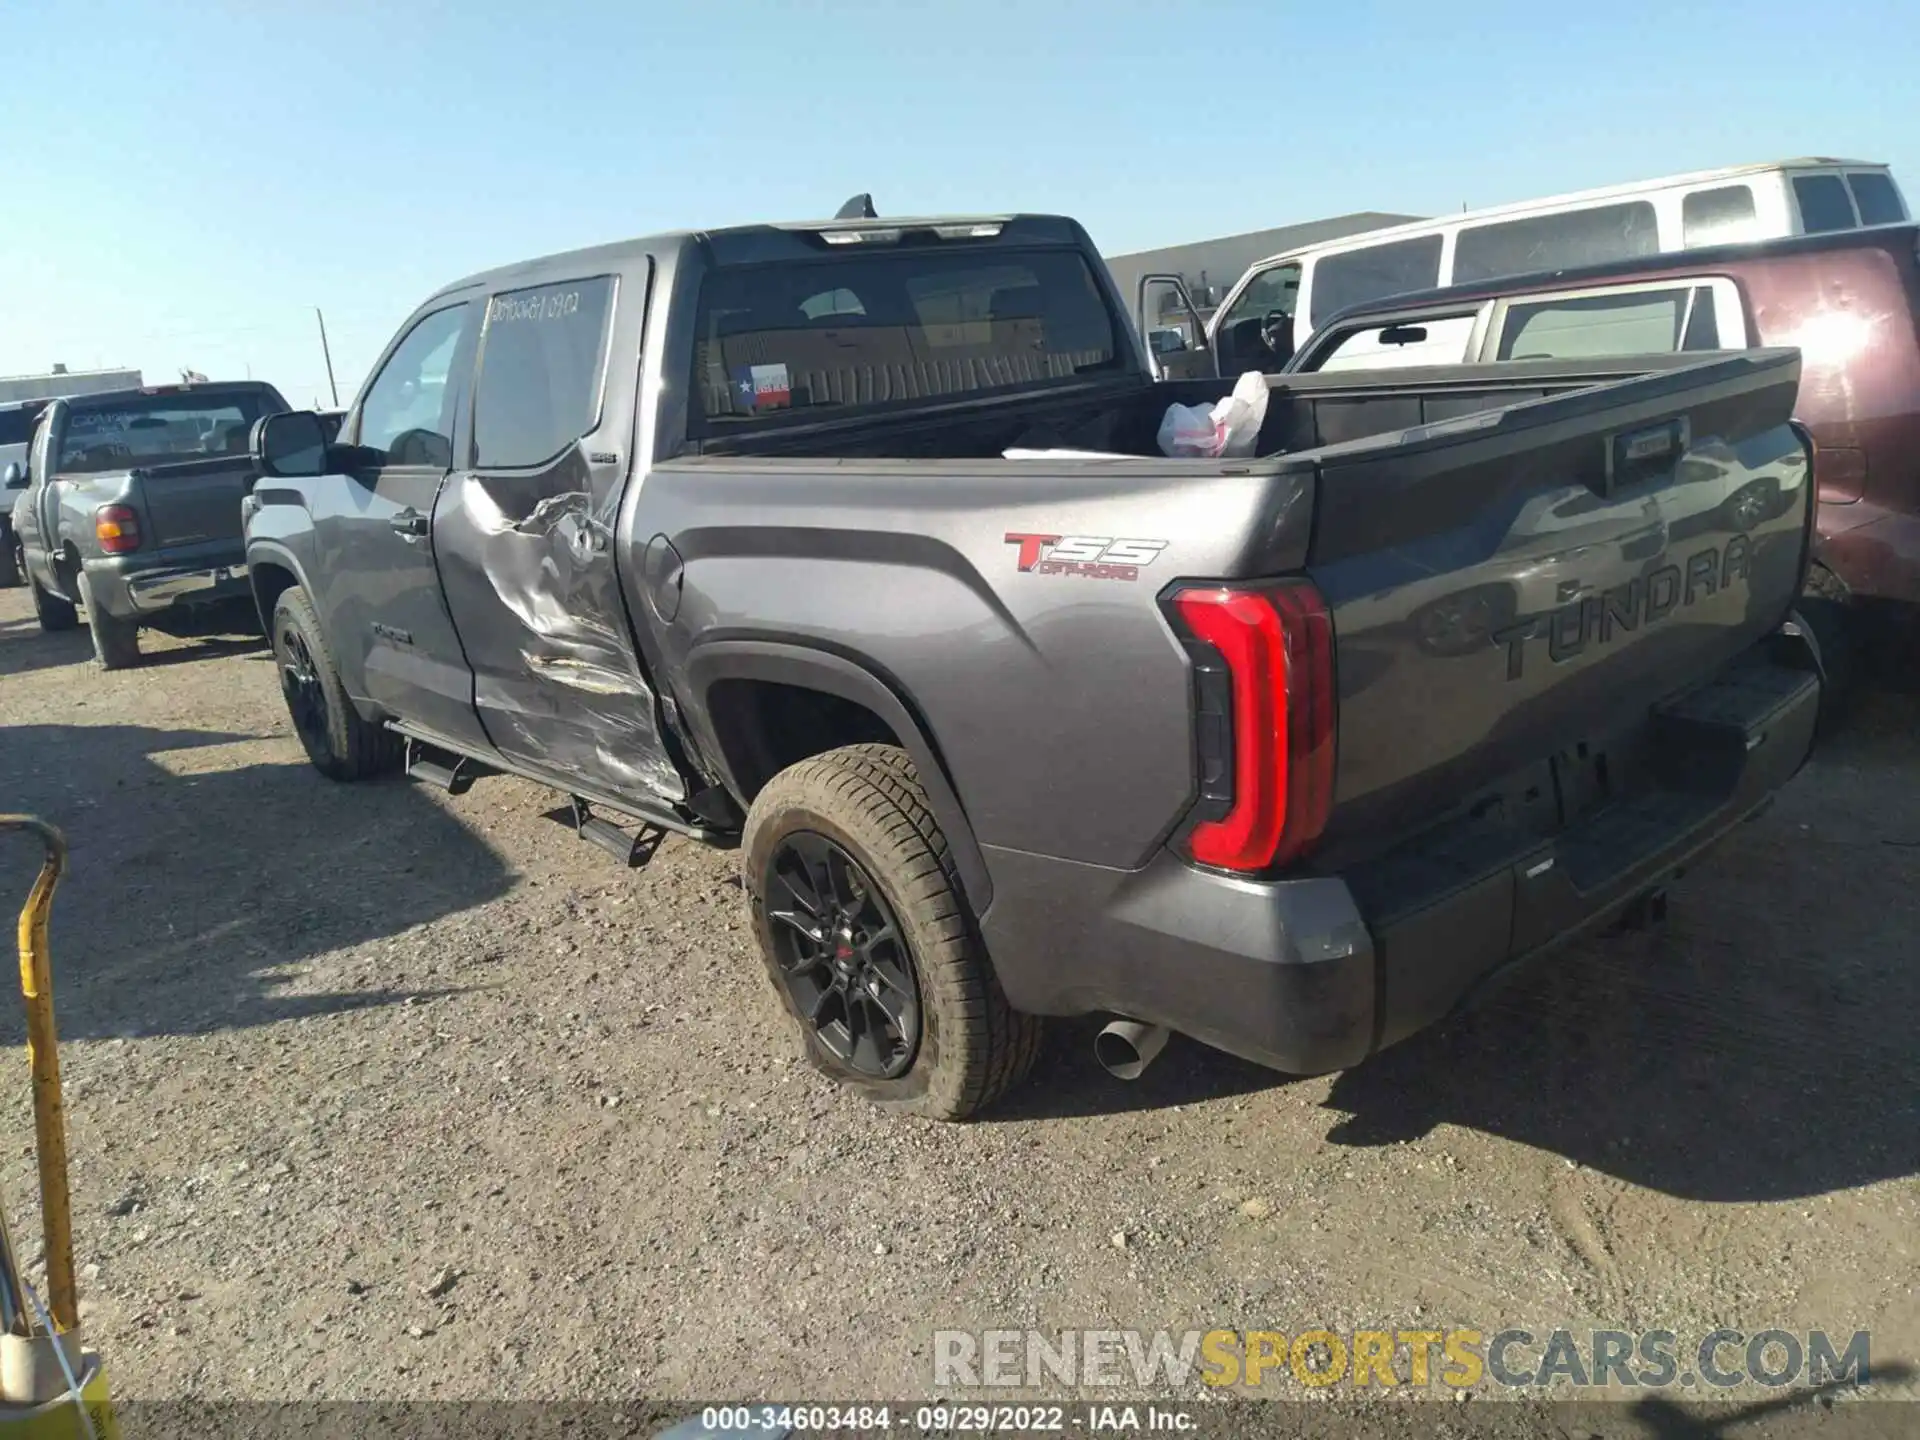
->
xmin=279 ymin=624 xmax=329 ymax=750
xmin=763 ymin=830 xmax=921 ymax=1079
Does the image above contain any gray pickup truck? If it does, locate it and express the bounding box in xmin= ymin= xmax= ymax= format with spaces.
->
xmin=244 ymin=211 xmax=1823 ymax=1119
xmin=10 ymin=381 xmax=288 ymax=667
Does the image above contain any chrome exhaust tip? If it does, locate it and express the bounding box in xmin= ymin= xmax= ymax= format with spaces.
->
xmin=1095 ymin=1019 xmax=1170 ymax=1081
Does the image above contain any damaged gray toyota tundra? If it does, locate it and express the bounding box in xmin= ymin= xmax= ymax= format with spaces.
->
xmin=244 ymin=209 xmax=1825 ymax=1119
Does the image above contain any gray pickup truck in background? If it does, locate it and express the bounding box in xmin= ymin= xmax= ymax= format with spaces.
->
xmin=9 ymin=381 xmax=288 ymax=667
xmin=244 ymin=210 xmax=1822 ymax=1119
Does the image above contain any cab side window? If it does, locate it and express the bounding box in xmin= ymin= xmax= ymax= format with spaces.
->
xmin=472 ymin=277 xmax=616 ymax=469
xmin=1682 ymin=186 xmax=1759 ymax=246
xmin=1310 ymin=238 xmax=1442 ymax=328
xmin=1453 ymin=202 xmax=1659 ymax=287
xmin=355 ymin=304 xmax=471 ymax=467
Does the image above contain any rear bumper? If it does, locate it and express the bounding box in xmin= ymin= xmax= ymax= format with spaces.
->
xmin=125 ymin=563 xmax=250 ymax=614
xmin=82 ymin=552 xmax=249 ymax=620
xmin=980 ymin=634 xmax=1820 ymax=1076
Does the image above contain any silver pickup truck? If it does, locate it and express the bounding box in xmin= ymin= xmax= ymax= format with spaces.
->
xmin=8 ymin=381 xmax=287 ymax=668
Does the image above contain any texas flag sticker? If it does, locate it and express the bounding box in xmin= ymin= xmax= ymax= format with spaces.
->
xmin=731 ymin=363 xmax=792 ymax=412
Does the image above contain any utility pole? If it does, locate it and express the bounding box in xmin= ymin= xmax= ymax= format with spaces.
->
xmin=315 ymin=307 xmax=340 ymax=407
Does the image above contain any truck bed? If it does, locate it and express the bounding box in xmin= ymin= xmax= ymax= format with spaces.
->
xmin=687 ymin=352 xmax=1728 ymax=462
xmin=127 ymin=453 xmax=263 ymax=549
xmin=660 ymin=349 xmax=1810 ymax=865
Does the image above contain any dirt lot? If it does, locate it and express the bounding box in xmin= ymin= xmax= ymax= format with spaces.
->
xmin=0 ymin=585 xmax=1915 ymax=1422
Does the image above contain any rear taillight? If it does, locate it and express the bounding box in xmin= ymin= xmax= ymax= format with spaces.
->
xmin=95 ymin=505 xmax=141 ymax=554
xmin=1169 ymin=580 xmax=1335 ymax=873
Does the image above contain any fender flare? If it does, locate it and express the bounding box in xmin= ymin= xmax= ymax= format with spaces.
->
xmin=243 ymin=540 xmax=317 ymax=630
xmin=684 ymin=639 xmax=993 ymax=914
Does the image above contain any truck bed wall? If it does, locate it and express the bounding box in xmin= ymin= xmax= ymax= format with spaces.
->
xmin=688 ymin=359 xmax=1701 ymax=465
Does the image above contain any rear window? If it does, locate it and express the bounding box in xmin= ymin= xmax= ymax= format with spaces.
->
xmin=57 ymin=391 xmax=274 ymax=474
xmin=1848 ymin=172 xmax=1907 ymax=226
xmin=1793 ymin=175 xmax=1858 ymax=233
xmin=1309 ymin=236 xmax=1443 ymax=328
xmin=1310 ymin=313 xmax=1478 ymax=372
xmin=1495 ymin=285 xmax=1722 ymax=362
xmin=692 ymin=247 xmax=1121 ymax=429
xmin=1453 ymin=201 xmax=1660 ymax=286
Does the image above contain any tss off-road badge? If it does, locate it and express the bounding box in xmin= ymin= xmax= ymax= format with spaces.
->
xmin=1004 ymin=532 xmax=1168 ymax=582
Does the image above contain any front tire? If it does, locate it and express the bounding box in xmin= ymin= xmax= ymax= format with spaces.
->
xmin=743 ymin=744 xmax=1040 ymax=1120
xmin=0 ymin=531 xmax=19 ymax=588
xmin=77 ymin=573 xmax=141 ymax=670
xmin=271 ymin=584 xmax=403 ymax=780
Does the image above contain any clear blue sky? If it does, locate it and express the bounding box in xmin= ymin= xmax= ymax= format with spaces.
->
xmin=3 ymin=0 xmax=1913 ymax=405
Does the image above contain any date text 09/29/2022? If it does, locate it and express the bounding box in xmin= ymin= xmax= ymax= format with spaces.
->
xmin=696 ymin=1405 xmax=1197 ymax=1433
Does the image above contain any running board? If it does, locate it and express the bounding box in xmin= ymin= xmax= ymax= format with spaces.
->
xmin=405 ymin=737 xmax=491 ymax=796
xmin=386 ymin=721 xmax=736 ymax=850
xmin=568 ymin=796 xmax=667 ymax=869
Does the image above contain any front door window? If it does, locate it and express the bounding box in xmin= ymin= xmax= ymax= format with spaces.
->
xmin=356 ymin=305 xmax=468 ymax=468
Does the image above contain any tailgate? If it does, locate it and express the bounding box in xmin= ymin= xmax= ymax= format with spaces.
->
xmin=1306 ymin=349 xmax=1811 ymax=852
xmin=134 ymin=457 xmax=257 ymax=548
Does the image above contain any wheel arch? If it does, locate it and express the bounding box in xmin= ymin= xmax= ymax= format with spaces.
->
xmin=246 ymin=543 xmax=312 ymax=633
xmin=685 ymin=640 xmax=993 ymax=913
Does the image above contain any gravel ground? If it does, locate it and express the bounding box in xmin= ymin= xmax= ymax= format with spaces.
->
xmin=0 ymin=586 xmax=1915 ymax=1429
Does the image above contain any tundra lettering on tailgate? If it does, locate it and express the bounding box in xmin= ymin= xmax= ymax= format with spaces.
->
xmin=1004 ymin=532 xmax=1168 ymax=582
xmin=1493 ymin=534 xmax=1752 ymax=681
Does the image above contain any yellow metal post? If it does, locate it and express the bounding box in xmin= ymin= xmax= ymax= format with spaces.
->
xmin=0 ymin=819 xmax=75 ymax=1334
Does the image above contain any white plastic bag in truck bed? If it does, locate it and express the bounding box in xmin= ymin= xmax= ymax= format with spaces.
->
xmin=1156 ymin=371 xmax=1270 ymax=459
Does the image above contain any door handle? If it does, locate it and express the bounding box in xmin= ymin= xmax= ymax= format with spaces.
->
xmin=390 ymin=510 xmax=429 ymax=538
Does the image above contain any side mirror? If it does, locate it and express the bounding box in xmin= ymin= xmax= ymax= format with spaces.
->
xmin=252 ymin=411 xmax=329 ymax=479
xmin=2 ymin=462 xmax=24 ymax=490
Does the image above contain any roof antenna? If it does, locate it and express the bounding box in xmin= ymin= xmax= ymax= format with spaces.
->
xmin=835 ymin=193 xmax=878 ymax=220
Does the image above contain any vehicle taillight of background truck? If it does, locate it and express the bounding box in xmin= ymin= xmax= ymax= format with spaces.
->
xmin=1169 ymin=580 xmax=1335 ymax=873
xmin=93 ymin=505 xmax=141 ymax=555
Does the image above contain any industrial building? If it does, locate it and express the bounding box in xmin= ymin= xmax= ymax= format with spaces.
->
xmin=0 ymin=364 xmax=143 ymax=405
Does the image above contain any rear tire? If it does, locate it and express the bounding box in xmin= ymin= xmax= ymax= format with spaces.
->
xmin=77 ymin=573 xmax=141 ymax=670
xmin=28 ymin=568 xmax=76 ymax=632
xmin=743 ymin=743 xmax=1041 ymax=1120
xmin=271 ymin=584 xmax=403 ymax=780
